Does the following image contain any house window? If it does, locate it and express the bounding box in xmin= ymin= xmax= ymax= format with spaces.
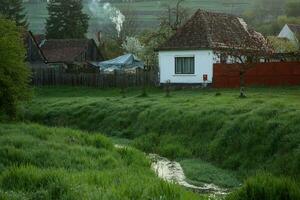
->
xmin=175 ymin=57 xmax=195 ymax=74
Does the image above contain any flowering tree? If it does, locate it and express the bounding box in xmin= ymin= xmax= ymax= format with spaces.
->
xmin=121 ymin=36 xmax=145 ymax=59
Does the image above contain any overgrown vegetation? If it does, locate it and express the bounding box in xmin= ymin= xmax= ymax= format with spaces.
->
xmin=23 ymin=87 xmax=300 ymax=182
xmin=226 ymin=173 xmax=300 ymax=200
xmin=0 ymin=18 xmax=31 ymax=119
xmin=0 ymin=123 xmax=203 ymax=200
xmin=180 ymin=159 xmax=240 ymax=188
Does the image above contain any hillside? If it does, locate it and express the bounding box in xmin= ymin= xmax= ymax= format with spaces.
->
xmin=23 ymin=87 xmax=300 ymax=183
xmin=0 ymin=123 xmax=202 ymax=199
xmin=24 ymin=0 xmax=250 ymax=35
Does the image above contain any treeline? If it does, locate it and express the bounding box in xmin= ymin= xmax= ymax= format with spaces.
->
xmin=243 ymin=0 xmax=300 ymax=35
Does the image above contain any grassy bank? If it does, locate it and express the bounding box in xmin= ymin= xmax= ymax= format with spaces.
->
xmin=23 ymin=86 xmax=300 ymax=182
xmin=0 ymin=123 xmax=203 ymax=200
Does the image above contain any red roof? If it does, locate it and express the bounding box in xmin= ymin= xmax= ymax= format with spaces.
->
xmin=158 ymin=9 xmax=268 ymax=51
xmin=40 ymin=39 xmax=90 ymax=63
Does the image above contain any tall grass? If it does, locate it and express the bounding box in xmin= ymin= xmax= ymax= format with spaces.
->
xmin=23 ymin=87 xmax=300 ymax=180
xmin=226 ymin=173 xmax=300 ymax=200
xmin=0 ymin=123 xmax=204 ymax=200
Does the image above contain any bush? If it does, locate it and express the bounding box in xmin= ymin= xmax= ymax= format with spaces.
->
xmin=226 ymin=173 xmax=300 ymax=200
xmin=0 ymin=18 xmax=31 ymax=119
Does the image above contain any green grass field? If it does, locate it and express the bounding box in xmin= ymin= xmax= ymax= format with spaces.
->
xmin=0 ymin=123 xmax=204 ymax=200
xmin=24 ymin=0 xmax=250 ymax=35
xmin=22 ymin=86 xmax=300 ymax=185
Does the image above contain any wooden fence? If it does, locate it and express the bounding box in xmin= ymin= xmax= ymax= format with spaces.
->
xmin=213 ymin=62 xmax=300 ymax=88
xmin=31 ymin=68 xmax=159 ymax=88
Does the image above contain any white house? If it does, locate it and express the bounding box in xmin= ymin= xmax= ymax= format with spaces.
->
xmin=278 ymin=24 xmax=300 ymax=45
xmin=157 ymin=10 xmax=268 ymax=85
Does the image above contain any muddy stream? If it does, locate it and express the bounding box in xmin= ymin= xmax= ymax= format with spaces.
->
xmin=149 ymin=154 xmax=228 ymax=198
xmin=115 ymin=145 xmax=228 ymax=197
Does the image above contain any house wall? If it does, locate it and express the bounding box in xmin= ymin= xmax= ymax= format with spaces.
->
xmin=158 ymin=50 xmax=214 ymax=84
xmin=278 ymin=24 xmax=298 ymax=44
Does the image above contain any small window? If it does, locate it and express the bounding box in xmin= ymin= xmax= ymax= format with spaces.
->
xmin=175 ymin=57 xmax=195 ymax=74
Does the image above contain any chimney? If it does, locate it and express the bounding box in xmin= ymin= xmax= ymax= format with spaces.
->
xmin=96 ymin=31 xmax=102 ymax=44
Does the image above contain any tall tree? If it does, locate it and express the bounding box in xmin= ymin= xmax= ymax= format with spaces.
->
xmin=46 ymin=0 xmax=89 ymax=39
xmin=0 ymin=17 xmax=31 ymax=119
xmin=0 ymin=0 xmax=28 ymax=28
xmin=160 ymin=0 xmax=189 ymax=31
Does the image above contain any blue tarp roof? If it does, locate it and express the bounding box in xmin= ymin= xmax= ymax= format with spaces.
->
xmin=90 ymin=54 xmax=144 ymax=71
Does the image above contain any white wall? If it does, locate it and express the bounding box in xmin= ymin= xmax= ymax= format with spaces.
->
xmin=158 ymin=50 xmax=214 ymax=84
xmin=278 ymin=24 xmax=298 ymax=44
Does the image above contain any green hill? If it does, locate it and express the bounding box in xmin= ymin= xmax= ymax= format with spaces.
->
xmin=24 ymin=0 xmax=250 ymax=35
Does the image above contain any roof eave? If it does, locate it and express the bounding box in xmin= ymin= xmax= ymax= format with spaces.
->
xmin=155 ymin=47 xmax=212 ymax=52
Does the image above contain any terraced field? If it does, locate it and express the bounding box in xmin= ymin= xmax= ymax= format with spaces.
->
xmin=24 ymin=0 xmax=250 ymax=36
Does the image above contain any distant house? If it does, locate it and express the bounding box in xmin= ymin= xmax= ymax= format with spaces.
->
xmin=157 ymin=9 xmax=268 ymax=85
xmin=25 ymin=31 xmax=104 ymax=70
xmin=278 ymin=24 xmax=300 ymax=45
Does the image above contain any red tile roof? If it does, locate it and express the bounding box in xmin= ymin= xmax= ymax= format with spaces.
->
xmin=287 ymin=24 xmax=300 ymax=35
xmin=40 ymin=39 xmax=90 ymax=63
xmin=158 ymin=9 xmax=267 ymax=51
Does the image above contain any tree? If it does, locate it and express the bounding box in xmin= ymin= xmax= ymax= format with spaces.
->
xmin=0 ymin=0 xmax=28 ymax=28
xmin=46 ymin=0 xmax=89 ymax=39
xmin=139 ymin=26 xmax=174 ymax=68
xmin=267 ymin=36 xmax=298 ymax=53
xmin=160 ymin=0 xmax=189 ymax=31
xmin=122 ymin=37 xmax=145 ymax=59
xmin=286 ymin=1 xmax=300 ymax=17
xmin=0 ymin=18 xmax=31 ymax=119
xmin=213 ymin=30 xmax=272 ymax=98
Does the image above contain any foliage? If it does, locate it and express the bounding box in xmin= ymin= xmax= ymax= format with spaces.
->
xmin=226 ymin=173 xmax=300 ymax=200
xmin=46 ymin=0 xmax=89 ymax=39
xmin=139 ymin=26 xmax=174 ymax=67
xmin=244 ymin=0 xmax=300 ymax=35
xmin=23 ymin=87 xmax=300 ymax=181
xmin=122 ymin=36 xmax=145 ymax=59
xmin=267 ymin=36 xmax=298 ymax=53
xmin=0 ymin=0 xmax=28 ymax=28
xmin=286 ymin=1 xmax=300 ymax=17
xmin=0 ymin=123 xmax=204 ymax=200
xmin=101 ymin=37 xmax=124 ymax=59
xmin=0 ymin=18 xmax=31 ymax=119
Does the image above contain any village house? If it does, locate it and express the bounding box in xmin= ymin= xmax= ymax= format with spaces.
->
xmin=278 ymin=24 xmax=300 ymax=46
xmin=25 ymin=31 xmax=104 ymax=70
xmin=157 ymin=9 xmax=268 ymax=85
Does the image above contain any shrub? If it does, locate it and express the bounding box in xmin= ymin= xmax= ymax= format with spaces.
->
xmin=0 ymin=18 xmax=31 ymax=119
xmin=226 ymin=173 xmax=300 ymax=200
